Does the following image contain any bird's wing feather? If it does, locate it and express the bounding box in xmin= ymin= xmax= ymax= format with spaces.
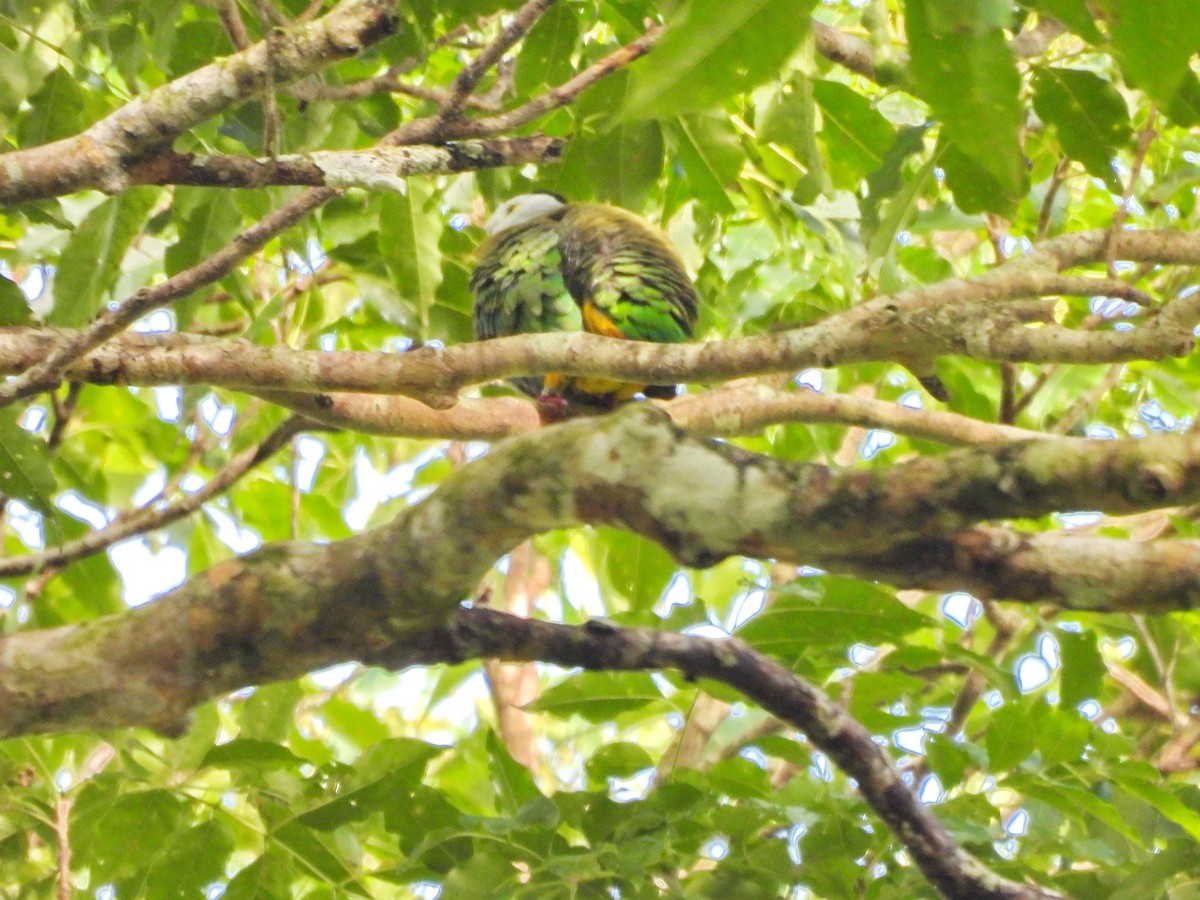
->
xmin=558 ymin=204 xmax=698 ymax=343
xmin=470 ymin=220 xmax=581 ymax=341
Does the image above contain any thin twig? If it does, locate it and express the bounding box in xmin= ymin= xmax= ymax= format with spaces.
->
xmin=1105 ymin=106 xmax=1158 ymax=277
xmin=0 ymin=417 xmax=310 ymax=578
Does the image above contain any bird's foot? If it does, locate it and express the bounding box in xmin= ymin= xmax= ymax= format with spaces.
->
xmin=536 ymin=393 xmax=571 ymax=424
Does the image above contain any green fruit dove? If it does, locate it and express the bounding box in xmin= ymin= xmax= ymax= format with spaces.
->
xmin=470 ymin=193 xmax=699 ymax=419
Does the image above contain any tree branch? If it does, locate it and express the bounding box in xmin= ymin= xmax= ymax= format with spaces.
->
xmin=428 ymin=608 xmax=1064 ymax=900
xmin=7 ymin=404 xmax=1200 ymax=733
xmin=2 ymin=229 xmax=1195 ymax=410
xmin=125 ymin=138 xmax=564 ymax=190
xmin=0 ymin=0 xmax=400 ymax=204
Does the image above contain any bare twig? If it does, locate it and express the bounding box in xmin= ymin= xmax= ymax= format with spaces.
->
xmin=1105 ymin=106 xmax=1158 ymax=277
xmin=55 ymin=795 xmax=71 ymax=900
xmin=0 ymin=417 xmax=309 ymax=578
xmin=216 ymin=0 xmax=252 ymax=50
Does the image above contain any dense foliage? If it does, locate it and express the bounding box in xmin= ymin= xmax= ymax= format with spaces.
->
xmin=1 ymin=0 xmax=1199 ymax=897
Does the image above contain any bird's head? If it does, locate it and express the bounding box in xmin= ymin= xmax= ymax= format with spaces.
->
xmin=483 ymin=192 xmax=566 ymax=235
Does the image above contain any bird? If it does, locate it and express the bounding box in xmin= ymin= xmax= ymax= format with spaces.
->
xmin=470 ymin=193 xmax=699 ymax=419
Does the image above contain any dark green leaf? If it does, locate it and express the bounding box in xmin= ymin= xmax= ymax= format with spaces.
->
xmin=1035 ymin=705 xmax=1090 ymax=766
xmin=673 ymin=113 xmax=741 ymax=215
xmin=1057 ymin=628 xmax=1106 ymax=707
xmin=596 ymin=528 xmax=678 ymax=612
xmin=862 ymin=124 xmax=930 ymax=253
xmin=17 ymin=67 xmax=95 ymax=146
xmin=201 ymin=738 xmax=307 ymax=771
xmin=73 ymin=789 xmax=185 ymax=880
xmin=1106 ymin=0 xmax=1200 ymax=107
xmin=1032 ymin=68 xmax=1132 ymax=191
xmin=487 ymin=728 xmax=541 ymax=812
xmin=586 ymin=742 xmax=654 ymax=783
xmin=1114 ymin=776 xmax=1200 ymax=842
xmin=526 ymin=671 xmax=664 ymax=723
xmin=515 ymin=3 xmax=580 ymax=95
xmin=138 ymin=821 xmax=236 ymax=899
xmin=0 ymin=407 xmax=55 ymax=514
xmin=1005 ymin=774 xmax=1144 ymax=844
xmin=985 ymin=703 xmax=1036 ymax=771
xmin=0 ymin=275 xmax=31 ymax=325
xmin=907 ymin=0 xmax=1027 ymax=211
xmin=737 ymin=576 xmax=932 ymax=657
xmin=53 ymin=188 xmax=157 ymax=326
xmin=1028 ymin=0 xmax=1103 ymax=42
xmin=622 ymin=0 xmax=815 ymax=119
xmin=812 ymin=80 xmax=896 ymax=189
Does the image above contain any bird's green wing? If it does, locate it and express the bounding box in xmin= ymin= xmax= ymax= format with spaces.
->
xmin=470 ymin=218 xmax=582 ymax=398
xmin=558 ymin=204 xmax=698 ymax=345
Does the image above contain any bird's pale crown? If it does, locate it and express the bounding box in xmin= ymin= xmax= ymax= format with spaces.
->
xmin=483 ymin=192 xmax=566 ymax=236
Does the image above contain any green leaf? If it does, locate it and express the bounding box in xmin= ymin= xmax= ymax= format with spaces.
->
xmin=621 ymin=0 xmax=815 ymax=120
xmin=1109 ymin=845 xmax=1200 ymax=900
xmin=201 ymin=738 xmax=307 ymax=771
xmin=1028 ymin=0 xmax=1103 ymax=42
xmin=925 ymin=733 xmax=973 ymax=790
xmin=1032 ymin=68 xmax=1132 ymax=192
xmin=759 ymin=77 xmax=825 ymax=193
xmin=1165 ymin=73 xmax=1200 ymax=128
xmin=1035 ymin=706 xmax=1091 ymax=767
xmin=1105 ymin=0 xmax=1200 ymax=107
xmin=906 ymin=0 xmax=1027 ymax=211
xmin=138 ymin=821 xmax=236 ymax=899
xmin=1005 ymin=775 xmax=1144 ymax=844
xmin=0 ymin=407 xmax=55 ymax=515
xmin=1057 ymin=628 xmax=1106 ymax=708
xmin=164 ymin=188 xmax=245 ymax=326
xmin=526 ymin=671 xmax=664 ymax=723
xmin=1114 ymin=776 xmax=1200 ymax=842
xmin=0 ymin=275 xmax=31 ymax=325
xmin=271 ymin=822 xmax=361 ymax=888
xmin=515 ymin=3 xmax=580 ymax=95
xmin=862 ymin=124 xmax=931 ymax=256
xmin=673 ymin=113 xmax=741 ymax=215
xmin=985 ymin=703 xmax=1036 ymax=771
xmin=381 ymin=180 xmax=443 ymax=341
xmin=939 ymin=140 xmax=1020 ymax=216
xmin=297 ymin=771 xmax=412 ymax=831
xmin=549 ymin=69 xmax=664 ymax=208
xmin=737 ymin=576 xmax=932 ymax=657
xmin=222 ymin=855 xmax=292 ymax=900
xmin=812 ymin=80 xmax=896 ymax=189
xmin=73 ymin=788 xmax=185 ymax=880
xmin=53 ymin=188 xmax=157 ymax=327
xmin=595 ymin=528 xmax=678 ymax=612
xmin=17 ymin=67 xmax=94 ymax=146
xmin=586 ymin=742 xmax=655 ymax=783
xmin=487 ymin=728 xmax=540 ymax=813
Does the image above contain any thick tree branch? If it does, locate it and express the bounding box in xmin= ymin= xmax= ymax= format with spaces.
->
xmin=14 ymin=401 xmax=1200 ymax=896
xmin=125 ymin=138 xmax=564 ymax=190
xmin=838 ymin=527 xmax=1200 ymax=611
xmin=8 ymin=405 xmax=1200 ymax=735
xmin=0 ymin=0 xmax=400 ymax=204
xmin=2 ymin=229 xmax=1196 ymax=411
